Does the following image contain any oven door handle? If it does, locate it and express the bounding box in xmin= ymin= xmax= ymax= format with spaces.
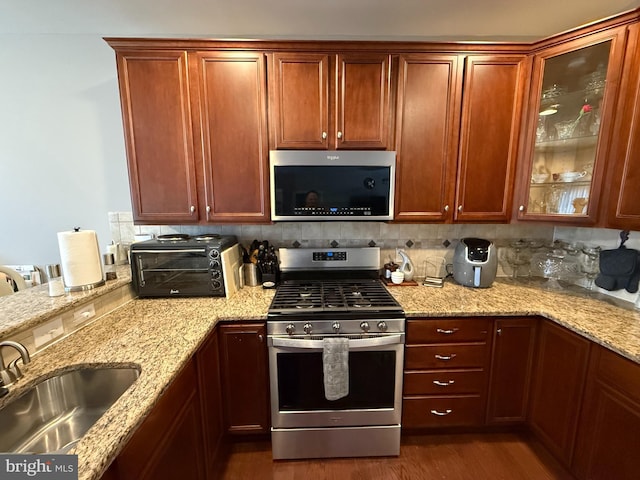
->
xmin=269 ymin=334 xmax=404 ymax=349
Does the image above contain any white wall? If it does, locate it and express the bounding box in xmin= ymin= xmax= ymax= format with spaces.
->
xmin=0 ymin=0 xmax=638 ymax=266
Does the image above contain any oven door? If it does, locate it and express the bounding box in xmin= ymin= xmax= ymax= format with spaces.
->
xmin=131 ymin=249 xmax=217 ymax=297
xmin=268 ymin=334 xmax=404 ymax=429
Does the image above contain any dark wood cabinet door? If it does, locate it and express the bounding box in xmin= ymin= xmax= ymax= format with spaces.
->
xmin=115 ymin=50 xmax=199 ymax=224
xmin=269 ymin=53 xmax=330 ymax=149
xmin=336 ymin=53 xmax=391 ymax=149
xmin=192 ymin=51 xmax=270 ymax=223
xmin=573 ymin=346 xmax=640 ymax=480
xmin=605 ymin=23 xmax=640 ymax=230
xmin=115 ymin=361 xmax=205 ymax=480
xmin=218 ymin=322 xmax=270 ymax=435
xmin=486 ymin=317 xmax=537 ymax=424
xmin=529 ymin=320 xmax=590 ymax=467
xmin=394 ymin=54 xmax=462 ymax=222
xmin=455 ymin=54 xmax=529 ymax=222
xmin=196 ymin=330 xmax=225 ymax=479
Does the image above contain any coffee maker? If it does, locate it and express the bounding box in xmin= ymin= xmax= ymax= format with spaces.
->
xmin=453 ymin=238 xmax=498 ymax=288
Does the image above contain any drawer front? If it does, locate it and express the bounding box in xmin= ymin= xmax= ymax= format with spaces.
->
xmin=407 ymin=318 xmax=491 ymax=344
xmin=404 ymin=370 xmax=486 ymax=395
xmin=405 ymin=344 xmax=488 ymax=369
xmin=596 ymin=347 xmax=640 ymax=404
xmin=403 ymin=396 xmax=484 ymax=428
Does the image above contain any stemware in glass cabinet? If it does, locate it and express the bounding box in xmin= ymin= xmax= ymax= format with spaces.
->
xmin=521 ymin=39 xmax=617 ymax=220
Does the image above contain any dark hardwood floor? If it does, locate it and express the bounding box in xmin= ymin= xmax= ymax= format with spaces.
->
xmin=219 ymin=433 xmax=574 ymax=479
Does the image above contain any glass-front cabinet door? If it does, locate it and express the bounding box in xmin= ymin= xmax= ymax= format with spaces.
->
xmin=515 ymin=28 xmax=627 ymax=224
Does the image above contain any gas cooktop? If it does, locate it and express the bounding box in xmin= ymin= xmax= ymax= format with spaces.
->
xmin=269 ymin=278 xmax=402 ymax=314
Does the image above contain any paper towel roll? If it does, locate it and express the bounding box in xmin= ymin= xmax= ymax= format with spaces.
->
xmin=57 ymin=230 xmax=104 ymax=290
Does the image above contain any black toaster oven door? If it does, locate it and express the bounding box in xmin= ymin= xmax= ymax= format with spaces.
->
xmin=131 ymin=249 xmax=222 ymax=297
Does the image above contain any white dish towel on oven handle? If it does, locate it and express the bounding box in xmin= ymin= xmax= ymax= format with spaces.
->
xmin=323 ymin=337 xmax=349 ymax=401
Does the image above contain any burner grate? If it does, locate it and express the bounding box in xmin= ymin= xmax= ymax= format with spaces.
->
xmin=269 ymin=279 xmax=401 ymax=314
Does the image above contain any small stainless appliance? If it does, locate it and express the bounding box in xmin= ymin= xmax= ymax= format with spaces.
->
xmin=453 ymin=237 xmax=498 ymax=288
xmin=269 ymin=150 xmax=396 ymax=221
xmin=130 ymin=234 xmax=238 ymax=297
xmin=267 ymin=247 xmax=405 ymax=460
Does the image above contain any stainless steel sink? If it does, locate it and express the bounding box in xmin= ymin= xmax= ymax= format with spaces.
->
xmin=0 ymin=366 xmax=140 ymax=453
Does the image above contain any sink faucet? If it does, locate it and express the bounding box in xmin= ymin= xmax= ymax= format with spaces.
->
xmin=0 ymin=340 xmax=31 ymax=391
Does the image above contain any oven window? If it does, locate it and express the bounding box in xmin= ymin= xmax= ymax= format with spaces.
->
xmin=136 ymin=251 xmax=209 ymax=271
xmin=277 ymin=351 xmax=396 ymax=410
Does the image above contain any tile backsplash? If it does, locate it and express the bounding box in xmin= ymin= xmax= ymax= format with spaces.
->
xmin=108 ymin=212 xmax=640 ymax=305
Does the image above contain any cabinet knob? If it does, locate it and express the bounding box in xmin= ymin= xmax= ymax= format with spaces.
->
xmin=519 ymin=205 xmax=525 ymax=212
xmin=457 ymin=205 xmax=463 ymax=212
xmin=444 ymin=205 xmax=449 ymax=212
xmin=206 ymin=205 xmax=211 ymax=213
xmin=322 ymin=131 xmax=327 ymax=140
xmin=190 ymin=205 xmax=195 ymax=213
xmin=258 ymin=334 xmax=264 ymax=343
xmin=497 ymin=328 xmax=502 ymax=336
xmin=337 ymin=131 xmax=343 ymax=139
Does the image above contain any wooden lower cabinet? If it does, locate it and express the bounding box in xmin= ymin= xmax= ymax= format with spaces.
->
xmin=572 ymin=345 xmax=640 ymax=480
xmin=528 ymin=320 xmax=590 ymax=467
xmin=486 ymin=317 xmax=537 ymax=424
xmin=218 ymin=322 xmax=270 ymax=435
xmin=197 ymin=329 xmax=225 ymax=479
xmin=111 ymin=360 xmax=205 ymax=480
xmin=403 ymin=317 xmax=492 ymax=429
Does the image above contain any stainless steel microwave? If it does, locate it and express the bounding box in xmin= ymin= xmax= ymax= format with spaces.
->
xmin=269 ymin=150 xmax=396 ymax=221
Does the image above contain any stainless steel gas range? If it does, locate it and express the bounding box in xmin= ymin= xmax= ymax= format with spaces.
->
xmin=267 ymin=247 xmax=405 ymax=460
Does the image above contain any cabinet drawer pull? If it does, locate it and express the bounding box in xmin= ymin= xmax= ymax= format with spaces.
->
xmin=436 ymin=328 xmax=459 ymax=335
xmin=434 ymin=354 xmax=457 ymax=361
xmin=190 ymin=205 xmax=196 ymax=213
xmin=432 ymin=380 xmax=455 ymax=387
xmin=337 ymin=131 xmax=343 ymax=139
xmin=430 ymin=409 xmax=453 ymax=416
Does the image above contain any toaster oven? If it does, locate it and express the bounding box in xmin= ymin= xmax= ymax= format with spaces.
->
xmin=130 ymin=234 xmax=239 ymax=297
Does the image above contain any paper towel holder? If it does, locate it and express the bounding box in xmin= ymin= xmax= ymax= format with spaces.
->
xmin=58 ymin=227 xmax=106 ymax=292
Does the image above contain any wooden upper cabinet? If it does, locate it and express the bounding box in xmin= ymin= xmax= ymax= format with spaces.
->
xmin=191 ymin=51 xmax=270 ymax=223
xmin=269 ymin=53 xmax=330 ymax=149
xmin=268 ymin=52 xmax=391 ymax=150
xmin=115 ymin=50 xmax=199 ymax=224
xmin=394 ymin=54 xmax=463 ymax=222
xmin=604 ymin=23 xmax=640 ymax=230
xmin=455 ymin=54 xmax=529 ymax=222
xmin=337 ymin=53 xmax=391 ymax=149
xmin=515 ymin=27 xmax=627 ymax=225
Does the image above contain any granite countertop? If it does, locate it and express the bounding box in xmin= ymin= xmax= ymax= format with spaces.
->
xmin=1 ymin=278 xmax=640 ymax=480
xmin=0 ymin=266 xmax=133 ymax=339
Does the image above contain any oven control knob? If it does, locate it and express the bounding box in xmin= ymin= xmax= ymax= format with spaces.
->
xmin=332 ymin=322 xmax=341 ymax=333
xmin=211 ymin=270 xmax=221 ymax=280
xmin=303 ymin=323 xmax=313 ymax=334
xmin=377 ymin=321 xmax=388 ymax=332
xmin=210 ymin=260 xmax=221 ymax=269
xmin=285 ymin=324 xmax=295 ymax=335
xmin=360 ymin=321 xmax=370 ymax=333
